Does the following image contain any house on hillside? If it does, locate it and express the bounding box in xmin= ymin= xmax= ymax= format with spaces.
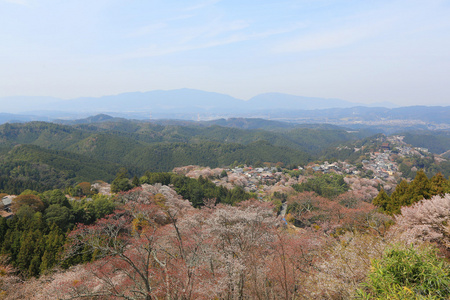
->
xmin=1 ymin=196 xmax=14 ymax=209
xmin=381 ymin=143 xmax=390 ymax=151
xmin=0 ymin=210 xmax=13 ymax=219
xmin=1 ymin=195 xmax=16 ymax=219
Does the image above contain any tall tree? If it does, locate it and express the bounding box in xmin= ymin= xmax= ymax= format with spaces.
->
xmin=387 ymin=180 xmax=409 ymax=215
xmin=429 ymin=172 xmax=448 ymax=197
xmin=372 ymin=189 xmax=391 ymax=212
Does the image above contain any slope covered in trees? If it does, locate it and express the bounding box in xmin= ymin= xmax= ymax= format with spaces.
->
xmin=2 ymin=182 xmax=449 ymax=299
xmin=1 ymin=116 xmax=450 ymax=298
xmin=402 ymin=130 xmax=450 ymax=154
xmin=0 ymin=190 xmax=116 ymax=277
xmin=0 ymin=145 xmax=120 ymax=194
xmin=0 ymin=171 xmax=252 ymax=279
xmin=2 ymin=118 xmax=450 ymax=195
xmin=0 ymin=118 xmax=362 ymax=155
xmin=0 ymin=119 xmax=361 ymax=193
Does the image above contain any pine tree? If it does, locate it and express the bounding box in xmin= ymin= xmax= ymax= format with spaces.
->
xmin=372 ymin=189 xmax=391 ymax=212
xmin=132 ymin=175 xmax=140 ymax=187
xmin=406 ymin=169 xmax=431 ymax=205
xmin=388 ymin=180 xmax=409 ymax=215
xmin=40 ymin=224 xmax=64 ymax=274
xmin=430 ymin=172 xmax=448 ymax=197
xmin=16 ymin=231 xmax=36 ymax=272
xmin=28 ymin=254 xmax=41 ymax=277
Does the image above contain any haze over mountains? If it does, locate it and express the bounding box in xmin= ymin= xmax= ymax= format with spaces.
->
xmin=1 ymin=88 xmax=393 ymax=114
xmin=1 ymin=89 xmax=449 ymax=131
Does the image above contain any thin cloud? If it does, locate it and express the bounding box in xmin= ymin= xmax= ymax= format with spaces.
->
xmin=178 ymin=19 xmax=250 ymax=44
xmin=127 ymin=23 xmax=167 ymax=38
xmin=108 ymin=24 xmax=303 ymax=61
xmin=185 ymin=0 xmax=222 ymax=11
xmin=273 ymin=28 xmax=370 ymax=53
xmin=167 ymin=14 xmax=196 ymax=22
xmin=272 ymin=19 xmax=390 ymax=53
xmin=204 ymin=20 xmax=249 ymax=38
xmin=3 ymin=0 xmax=29 ymax=5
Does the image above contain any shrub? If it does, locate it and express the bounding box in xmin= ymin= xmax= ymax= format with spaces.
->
xmin=357 ymin=245 xmax=450 ymax=299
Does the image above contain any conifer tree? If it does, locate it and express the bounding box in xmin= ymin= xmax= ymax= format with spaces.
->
xmin=387 ymin=180 xmax=409 ymax=215
xmin=406 ymin=169 xmax=431 ymax=205
xmin=429 ymin=172 xmax=448 ymax=197
xmin=40 ymin=224 xmax=64 ymax=274
xmin=16 ymin=231 xmax=38 ymax=274
xmin=372 ymin=189 xmax=390 ymax=212
xmin=131 ymin=175 xmax=140 ymax=187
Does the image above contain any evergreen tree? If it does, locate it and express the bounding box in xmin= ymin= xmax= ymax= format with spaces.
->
xmin=111 ymin=169 xmax=132 ymax=193
xmin=28 ymin=254 xmax=41 ymax=277
xmin=429 ymin=172 xmax=448 ymax=197
xmin=48 ymin=189 xmax=70 ymax=207
xmin=387 ymin=180 xmax=409 ymax=215
xmin=406 ymin=169 xmax=431 ymax=205
xmin=220 ymin=170 xmax=228 ymax=178
xmin=40 ymin=224 xmax=64 ymax=274
xmin=372 ymin=189 xmax=391 ymax=212
xmin=131 ymin=175 xmax=140 ymax=188
xmin=44 ymin=204 xmax=74 ymax=231
xmin=16 ymin=231 xmax=37 ymax=273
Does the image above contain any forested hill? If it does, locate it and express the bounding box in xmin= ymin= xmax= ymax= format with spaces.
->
xmin=401 ymin=130 xmax=450 ymax=155
xmin=0 ymin=118 xmax=367 ymax=191
xmin=0 ymin=118 xmax=363 ymax=155
xmin=0 ymin=144 xmax=120 ymax=194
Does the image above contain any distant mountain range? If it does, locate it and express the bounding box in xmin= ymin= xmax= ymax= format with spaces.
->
xmin=0 ymin=88 xmax=396 ymax=115
xmin=1 ymin=89 xmax=449 ymax=131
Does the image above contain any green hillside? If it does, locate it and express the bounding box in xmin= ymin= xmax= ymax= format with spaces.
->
xmin=402 ymin=131 xmax=450 ymax=154
xmin=0 ymin=144 xmax=120 ymax=193
xmin=121 ymin=140 xmax=311 ymax=172
xmin=73 ymin=120 xmax=360 ymax=154
xmin=0 ymin=118 xmax=368 ymax=193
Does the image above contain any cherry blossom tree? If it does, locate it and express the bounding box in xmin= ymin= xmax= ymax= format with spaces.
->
xmin=392 ymin=193 xmax=450 ymax=257
xmin=64 ymin=185 xmax=220 ymax=299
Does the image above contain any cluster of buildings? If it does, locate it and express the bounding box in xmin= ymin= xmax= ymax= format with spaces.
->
xmin=306 ymin=161 xmax=356 ymax=175
xmin=364 ymin=151 xmax=397 ymax=179
xmin=219 ymin=166 xmax=285 ymax=193
xmin=215 ymin=134 xmax=441 ymax=195
xmin=387 ymin=135 xmax=428 ymax=157
xmin=231 ymin=166 xmax=278 ymax=178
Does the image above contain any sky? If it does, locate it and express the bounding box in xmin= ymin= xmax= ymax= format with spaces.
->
xmin=1 ymin=0 xmax=450 ymax=106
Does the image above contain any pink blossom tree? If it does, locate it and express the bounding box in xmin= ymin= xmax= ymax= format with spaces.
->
xmin=392 ymin=193 xmax=450 ymax=257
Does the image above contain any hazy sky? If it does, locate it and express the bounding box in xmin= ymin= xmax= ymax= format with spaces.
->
xmin=1 ymin=0 xmax=449 ymax=106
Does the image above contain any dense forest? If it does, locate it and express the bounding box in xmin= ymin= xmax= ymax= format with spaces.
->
xmin=0 ymin=189 xmax=116 ymax=278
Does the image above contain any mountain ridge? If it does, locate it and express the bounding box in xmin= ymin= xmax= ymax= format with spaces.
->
xmin=0 ymin=88 xmax=396 ymax=115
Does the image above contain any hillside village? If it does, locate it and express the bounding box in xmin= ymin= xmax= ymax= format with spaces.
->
xmin=1 ymin=135 xmax=446 ymax=220
xmin=175 ymin=135 xmax=445 ymax=196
